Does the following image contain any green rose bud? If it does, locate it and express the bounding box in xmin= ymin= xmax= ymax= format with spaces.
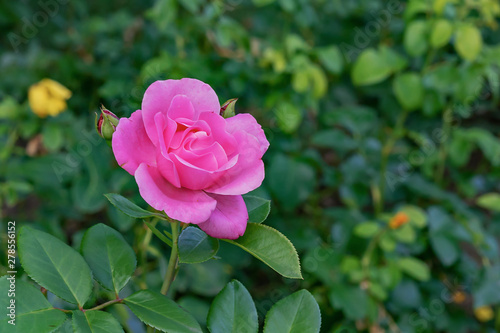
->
xmin=95 ymin=105 xmax=119 ymax=145
xmin=220 ymin=98 xmax=238 ymax=118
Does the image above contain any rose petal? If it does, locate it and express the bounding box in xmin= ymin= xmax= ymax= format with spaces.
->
xmin=134 ymin=163 xmax=216 ymax=223
xmin=112 ymin=110 xmax=156 ymax=175
xmin=226 ymin=113 xmax=269 ymax=156
xmin=142 ymin=78 xmax=220 ymax=144
xmin=171 ymin=153 xmax=220 ymax=190
xmin=204 ymin=131 xmax=265 ymax=195
xmin=167 ymin=94 xmax=195 ymax=120
xmin=198 ymin=194 xmax=248 ymax=239
xmin=156 ymin=151 xmax=181 ymax=188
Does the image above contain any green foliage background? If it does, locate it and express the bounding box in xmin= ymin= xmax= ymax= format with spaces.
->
xmin=1 ymin=0 xmax=500 ymax=332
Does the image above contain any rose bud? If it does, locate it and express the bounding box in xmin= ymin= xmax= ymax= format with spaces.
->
xmin=95 ymin=105 xmax=119 ymax=145
xmin=220 ymin=98 xmax=238 ymax=118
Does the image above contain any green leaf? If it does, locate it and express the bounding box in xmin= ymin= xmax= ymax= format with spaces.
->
xmin=18 ymin=227 xmax=93 ymax=306
xmin=243 ymin=195 xmax=271 ymax=223
xmin=72 ymin=311 xmax=124 ymax=333
xmin=275 ymin=101 xmax=302 ymax=134
xmin=225 ymin=223 xmax=302 ymax=279
xmin=329 ymin=284 xmax=368 ymax=320
xmin=399 ymin=205 xmax=427 ymax=228
xmin=379 ymin=233 xmax=397 ymax=252
xmin=125 ymin=290 xmax=202 ymax=333
xmin=178 ymin=227 xmax=219 ymax=264
xmin=42 ymin=123 xmax=64 ymax=151
xmin=104 ymin=193 xmax=165 ymax=219
xmin=430 ymin=234 xmax=459 ymax=266
xmin=404 ymin=20 xmax=428 ymax=57
xmin=354 ymin=222 xmax=380 ymax=238
xmin=264 ymin=290 xmax=321 ymax=333
xmin=430 ymin=19 xmax=453 ymax=48
xmin=0 ymin=277 xmax=67 ymax=333
xmin=477 ymin=193 xmax=500 ymax=212
xmin=455 ymin=24 xmax=483 ymax=61
xmin=317 ymin=46 xmax=343 ymax=74
xmin=391 ymin=224 xmax=416 ymax=243
xmin=397 ymin=257 xmax=430 ymax=281
xmin=81 ymin=223 xmax=137 ymax=294
xmin=379 ymin=46 xmax=408 ymax=73
xmin=267 ymin=154 xmax=316 ymax=211
xmin=207 ymin=280 xmax=258 ymax=333
xmin=393 ymin=72 xmax=423 ymax=111
xmin=311 ymin=129 xmax=357 ymax=153
xmin=352 ymin=49 xmax=392 ymax=86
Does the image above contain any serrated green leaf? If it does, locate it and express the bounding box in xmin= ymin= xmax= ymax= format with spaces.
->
xmin=207 ymin=280 xmax=258 ymax=333
xmin=477 ymin=193 xmax=500 ymax=212
xmin=125 ymin=290 xmax=202 ymax=333
xmin=0 ymin=277 xmax=67 ymax=333
xmin=225 ymin=223 xmax=302 ymax=279
xmin=264 ymin=290 xmax=321 ymax=333
xmin=18 ymin=227 xmax=93 ymax=306
xmin=178 ymin=227 xmax=219 ymax=264
xmin=243 ymin=195 xmax=271 ymax=223
xmin=81 ymin=223 xmax=137 ymax=294
xmin=72 ymin=311 xmax=124 ymax=333
xmin=104 ymin=193 xmax=166 ymax=219
xmin=397 ymin=257 xmax=430 ymax=281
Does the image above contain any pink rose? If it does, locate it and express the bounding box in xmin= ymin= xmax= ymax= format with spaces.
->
xmin=112 ymin=78 xmax=269 ymax=239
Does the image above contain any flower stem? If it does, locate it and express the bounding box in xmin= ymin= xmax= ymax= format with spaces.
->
xmin=160 ymin=220 xmax=180 ymax=296
xmin=85 ymin=298 xmax=123 ymax=312
xmin=435 ymin=108 xmax=452 ymax=185
xmin=377 ymin=109 xmax=409 ymax=216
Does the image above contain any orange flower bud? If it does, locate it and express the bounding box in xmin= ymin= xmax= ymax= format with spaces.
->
xmin=389 ymin=212 xmax=409 ymax=229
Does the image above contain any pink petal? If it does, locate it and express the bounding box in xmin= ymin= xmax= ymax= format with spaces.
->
xmin=134 ymin=163 xmax=216 ymax=223
xmin=156 ymin=152 xmax=181 ymax=188
xmin=226 ymin=113 xmax=269 ymax=156
xmin=171 ymin=153 xmax=220 ymax=190
xmin=167 ymin=94 xmax=195 ymax=120
xmin=142 ymin=78 xmax=220 ymax=145
xmin=204 ymin=131 xmax=265 ymax=195
xmin=198 ymin=194 xmax=248 ymax=239
xmin=112 ymin=110 xmax=156 ymax=175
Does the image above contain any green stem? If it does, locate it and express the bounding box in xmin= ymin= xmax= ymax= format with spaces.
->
xmin=378 ymin=109 xmax=410 ymax=215
xmin=140 ymin=219 xmax=157 ymax=288
xmin=435 ymin=108 xmax=452 ymax=185
xmin=361 ymin=228 xmax=387 ymax=278
xmin=160 ymin=221 xmax=180 ymax=296
xmin=85 ymin=298 xmax=123 ymax=312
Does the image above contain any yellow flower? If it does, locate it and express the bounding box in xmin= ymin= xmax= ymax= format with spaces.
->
xmin=474 ymin=306 xmax=494 ymax=322
xmin=389 ymin=212 xmax=409 ymax=229
xmin=28 ymin=79 xmax=71 ymax=118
